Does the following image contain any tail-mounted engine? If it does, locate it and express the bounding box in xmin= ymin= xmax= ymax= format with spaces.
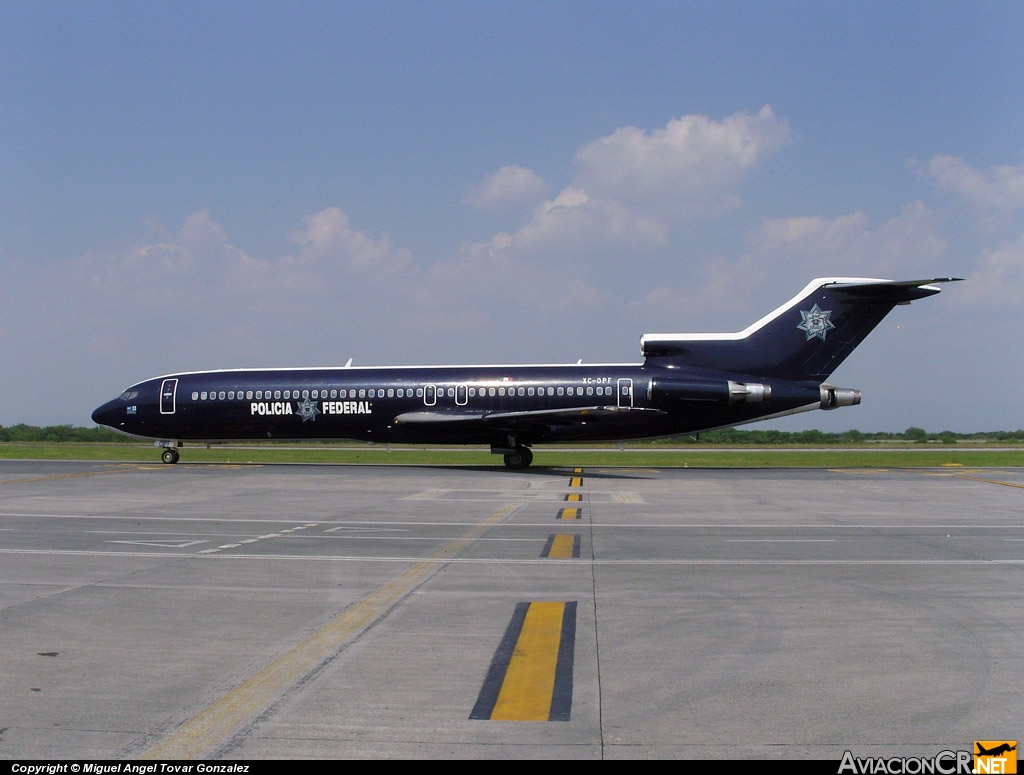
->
xmin=819 ymin=384 xmax=861 ymax=410
xmin=649 ymin=379 xmax=772 ymax=405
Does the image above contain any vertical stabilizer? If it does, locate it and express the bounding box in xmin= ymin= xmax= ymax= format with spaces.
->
xmin=641 ymin=278 xmax=959 ymax=382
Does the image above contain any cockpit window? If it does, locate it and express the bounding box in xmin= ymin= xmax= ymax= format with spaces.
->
xmin=118 ymin=390 xmax=139 ymax=401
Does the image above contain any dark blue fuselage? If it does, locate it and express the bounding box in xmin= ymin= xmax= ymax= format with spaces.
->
xmin=91 ymin=363 xmax=820 ymax=445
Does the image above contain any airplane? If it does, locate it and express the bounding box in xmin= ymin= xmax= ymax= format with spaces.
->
xmin=91 ymin=276 xmax=958 ymax=468
xmin=976 ymin=743 xmax=1016 ymax=757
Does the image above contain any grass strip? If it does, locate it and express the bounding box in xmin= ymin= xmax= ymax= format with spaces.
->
xmin=2 ymin=442 xmax=1022 ymax=468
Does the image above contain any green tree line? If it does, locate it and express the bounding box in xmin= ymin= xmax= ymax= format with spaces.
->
xmin=1 ymin=424 xmax=1022 ymax=444
xmin=0 ymin=424 xmax=126 ymax=442
xmin=683 ymin=427 xmax=1024 ymax=445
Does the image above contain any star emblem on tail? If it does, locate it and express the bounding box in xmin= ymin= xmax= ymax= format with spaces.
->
xmin=797 ymin=304 xmax=835 ymax=341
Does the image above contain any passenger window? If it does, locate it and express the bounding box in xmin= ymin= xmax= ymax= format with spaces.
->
xmin=358 ymin=389 xmax=365 ymax=398
xmin=192 ymin=392 xmax=199 ymax=400
xmin=387 ymin=389 xmax=394 ymax=398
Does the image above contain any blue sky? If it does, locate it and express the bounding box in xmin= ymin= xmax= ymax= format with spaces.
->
xmin=2 ymin=1 xmax=1022 ymax=431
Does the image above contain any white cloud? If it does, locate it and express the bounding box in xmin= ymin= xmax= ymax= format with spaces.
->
xmin=470 ymin=186 xmax=668 ymax=258
xmin=429 ymin=226 xmax=606 ymax=317
xmin=630 ymin=204 xmax=948 ymax=331
xmin=747 ymin=202 xmax=945 ymax=277
xmin=36 ymin=207 xmax=613 ymax=391
xmin=66 ymin=210 xmax=242 ymax=314
xmin=463 ymin=165 xmax=546 ymax=210
xmin=962 ymin=232 xmax=1024 ymax=306
xmin=288 ymin=207 xmax=413 ymax=279
xmin=470 ymin=107 xmax=790 ymax=260
xmin=920 ymin=155 xmax=1024 ymax=212
xmin=180 ymin=208 xmax=230 ymax=247
xmin=573 ymin=105 xmax=790 ymax=217
xmin=44 ymin=208 xmax=422 ymax=376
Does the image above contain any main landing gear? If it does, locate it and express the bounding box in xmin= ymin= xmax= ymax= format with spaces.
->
xmin=158 ymin=443 xmax=180 ymax=464
xmin=491 ymin=442 xmax=532 ymax=470
xmin=492 ymin=435 xmax=533 ymax=469
xmin=499 ymin=445 xmax=533 ymax=470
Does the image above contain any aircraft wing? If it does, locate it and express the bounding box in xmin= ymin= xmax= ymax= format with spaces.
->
xmin=393 ymin=405 xmax=664 ymax=432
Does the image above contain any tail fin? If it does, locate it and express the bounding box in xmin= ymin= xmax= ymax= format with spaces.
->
xmin=641 ymin=277 xmax=960 ymax=382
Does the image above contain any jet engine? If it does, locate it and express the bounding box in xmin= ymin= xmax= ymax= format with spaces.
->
xmin=648 ymin=379 xmax=771 ymax=405
xmin=819 ymin=384 xmax=861 ymax=410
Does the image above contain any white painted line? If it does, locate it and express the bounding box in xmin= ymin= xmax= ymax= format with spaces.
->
xmin=107 ymin=540 xmax=210 ymax=548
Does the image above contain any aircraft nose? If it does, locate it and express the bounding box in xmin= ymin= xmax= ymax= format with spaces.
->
xmin=91 ymin=399 xmax=121 ymax=429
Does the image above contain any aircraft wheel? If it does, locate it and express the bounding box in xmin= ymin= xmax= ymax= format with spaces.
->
xmin=161 ymin=448 xmax=180 ymax=465
xmin=503 ymin=446 xmax=533 ymax=469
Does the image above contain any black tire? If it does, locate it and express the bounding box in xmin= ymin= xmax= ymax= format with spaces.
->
xmin=502 ymin=446 xmax=533 ymax=469
xmin=161 ymin=448 xmax=180 ymax=464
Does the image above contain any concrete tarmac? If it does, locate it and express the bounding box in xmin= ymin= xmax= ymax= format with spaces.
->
xmin=1 ymin=460 xmax=1021 ymax=759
